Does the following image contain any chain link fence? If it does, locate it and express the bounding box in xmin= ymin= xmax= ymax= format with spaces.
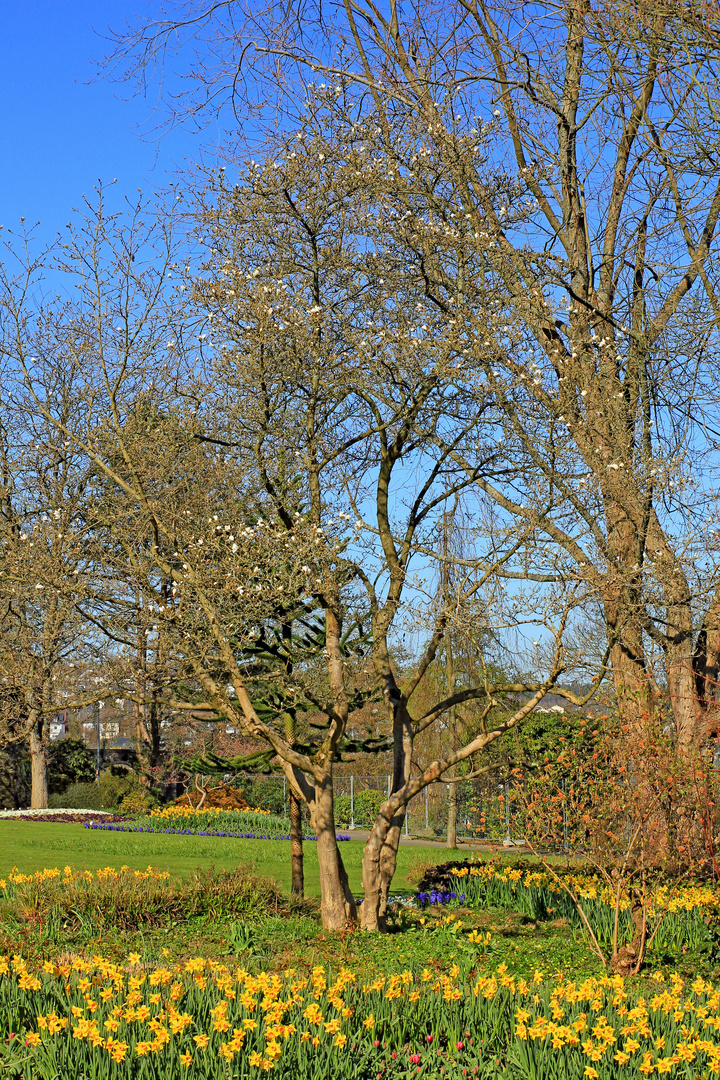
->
xmin=230 ymin=771 xmax=527 ymax=841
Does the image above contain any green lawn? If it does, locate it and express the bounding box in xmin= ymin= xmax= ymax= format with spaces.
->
xmin=10 ymin=821 xmax=712 ymax=989
xmin=0 ymin=820 xmax=606 ymax=982
xmin=0 ymin=821 xmax=452 ymax=898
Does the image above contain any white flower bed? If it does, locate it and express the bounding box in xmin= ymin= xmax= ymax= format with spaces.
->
xmin=0 ymin=808 xmax=114 ymax=818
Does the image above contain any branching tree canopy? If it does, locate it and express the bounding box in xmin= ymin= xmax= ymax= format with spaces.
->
xmin=0 ymin=347 xmax=98 ymax=807
xmin=5 ymin=0 xmax=720 ymax=924
xmin=103 ymin=0 xmax=720 ymax=756
xmin=1 ymin=155 xmax=576 ymax=928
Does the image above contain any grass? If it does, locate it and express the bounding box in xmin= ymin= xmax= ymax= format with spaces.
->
xmin=0 ymin=821 xmax=457 ymax=899
xmin=0 ymin=821 xmax=606 ymax=976
xmin=2 ymin=821 xmax=716 ymax=994
xmin=0 ymin=893 xmax=602 ymax=985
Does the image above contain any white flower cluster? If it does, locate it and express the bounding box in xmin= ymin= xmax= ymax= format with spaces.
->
xmin=0 ymin=808 xmax=114 ymax=818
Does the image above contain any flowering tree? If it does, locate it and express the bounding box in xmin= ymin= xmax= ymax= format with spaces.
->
xmin=185 ymin=134 xmax=590 ymax=929
xmin=103 ymin=0 xmax=720 ymax=861
xmin=0 ymin=156 xmax=583 ymax=928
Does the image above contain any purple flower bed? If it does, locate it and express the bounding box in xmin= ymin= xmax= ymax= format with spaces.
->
xmin=416 ymin=889 xmax=465 ymax=907
xmin=84 ymin=822 xmax=351 ymax=841
xmin=11 ymin=812 xmax=131 ymax=824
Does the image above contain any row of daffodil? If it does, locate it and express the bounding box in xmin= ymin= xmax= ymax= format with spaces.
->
xmin=2 ymin=866 xmax=170 ymax=888
xmin=141 ymin=805 xmax=290 ymax=834
xmin=3 ymin=953 xmax=720 ymax=1078
xmin=145 ymin=805 xmax=270 ymax=820
xmin=448 ymin=863 xmax=718 ymax=957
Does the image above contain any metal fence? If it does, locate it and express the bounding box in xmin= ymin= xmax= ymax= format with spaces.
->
xmin=231 ymin=771 xmax=525 ymax=841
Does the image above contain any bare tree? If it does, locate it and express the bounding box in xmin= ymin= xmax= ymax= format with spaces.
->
xmin=0 ymin=348 xmax=96 ymax=806
xmin=1 ymin=158 xmax=582 ymax=928
xmin=102 ymin=1 xmax=720 ymax=865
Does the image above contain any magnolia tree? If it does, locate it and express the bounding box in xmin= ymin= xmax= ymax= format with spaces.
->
xmin=185 ymin=141 xmax=590 ymax=929
xmin=104 ymin=0 xmax=720 ymax=859
xmin=0 ymin=162 xmax=585 ymax=926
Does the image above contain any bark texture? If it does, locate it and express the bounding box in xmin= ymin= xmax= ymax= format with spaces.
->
xmin=311 ymin=775 xmax=356 ymax=929
xmin=29 ymin=712 xmax=48 ymax=809
xmin=289 ymin=791 xmax=304 ymax=898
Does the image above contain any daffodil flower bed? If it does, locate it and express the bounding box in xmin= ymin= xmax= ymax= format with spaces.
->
xmin=448 ymin=863 xmax=720 ymax=957
xmin=3 ymin=953 xmax=720 ymax=1078
xmin=147 ymin=805 xmax=276 ymax=823
xmin=1 ymin=864 xmax=286 ymax=929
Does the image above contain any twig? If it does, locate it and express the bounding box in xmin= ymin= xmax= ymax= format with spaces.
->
xmin=523 ymin=836 xmax=608 ymax=970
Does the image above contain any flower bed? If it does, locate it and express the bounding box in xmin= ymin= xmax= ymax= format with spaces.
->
xmin=415 ymin=889 xmax=466 ymax=908
xmin=148 ymin=805 xmax=280 ymax=827
xmin=442 ymin=861 xmax=719 ymax=958
xmin=84 ymin=821 xmax=351 ymax=841
xmin=1 ymin=954 xmax=720 ymax=1077
xmin=1 ymin=864 xmax=285 ymax=929
xmin=87 ymin=805 xmax=351 ymax=841
xmin=0 ymin=808 xmax=117 ymax=821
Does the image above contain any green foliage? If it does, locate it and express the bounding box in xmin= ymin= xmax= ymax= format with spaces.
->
xmin=3 ymin=864 xmax=286 ymax=931
xmin=334 ymin=788 xmax=385 ymax=825
xmin=237 ymin=775 xmax=286 ymax=815
xmin=47 ymin=739 xmax=96 ymax=794
xmin=48 ymin=782 xmax=104 ymax=810
xmin=183 ymin=748 xmax=276 ymax=777
xmin=505 ymin=709 xmax=589 ymax=766
xmin=47 ymin=769 xmax=140 ymax=811
xmin=0 ymin=742 xmax=30 ymax=810
xmin=118 ymin=789 xmax=156 ymax=815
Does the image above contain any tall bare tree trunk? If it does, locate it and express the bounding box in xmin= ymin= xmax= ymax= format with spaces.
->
xmin=360 ymin=698 xmax=414 ymax=931
xmin=311 ymin=774 xmax=356 ymax=929
xmin=376 ymin=699 xmax=414 ymax=927
xmin=445 ymin=625 xmax=457 ymax=849
xmin=289 ymin=791 xmax=304 ymax=898
xmin=134 ymin=631 xmax=153 ymax=791
xmin=447 ymin=778 xmax=457 ymax=849
xmin=281 ymin=673 xmax=305 ymax=899
xmin=29 ymin=710 xmax=48 ymax=809
xmin=361 ymin=821 xmax=388 ymax=931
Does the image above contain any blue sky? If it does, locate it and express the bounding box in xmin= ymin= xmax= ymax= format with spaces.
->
xmin=0 ymin=1 xmax=202 ymax=243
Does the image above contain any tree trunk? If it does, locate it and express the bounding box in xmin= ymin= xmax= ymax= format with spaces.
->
xmin=134 ymin=636 xmax=153 ymax=790
xmin=29 ymin=712 xmax=48 ymax=809
xmin=611 ymin=897 xmax=647 ymax=976
xmin=601 ymin=496 xmax=654 ymax=720
xmin=134 ymin=699 xmax=153 ymax=790
xmin=367 ymin=699 xmax=414 ymax=929
xmin=289 ymin=790 xmax=304 ymax=898
xmin=377 ymin=818 xmax=403 ymax=927
xmin=311 ymin=774 xmax=356 ymax=929
xmin=282 ymin=701 xmax=304 ymax=898
xmin=360 ymin=814 xmax=389 ymax=931
xmin=361 ymin=779 xmax=412 ymax=931
xmin=445 ymin=618 xmax=458 ymax=849
xmin=447 ymin=777 xmax=457 ymax=848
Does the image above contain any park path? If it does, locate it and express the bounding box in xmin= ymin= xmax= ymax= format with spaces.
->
xmin=344 ymin=829 xmax=528 ymax=851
